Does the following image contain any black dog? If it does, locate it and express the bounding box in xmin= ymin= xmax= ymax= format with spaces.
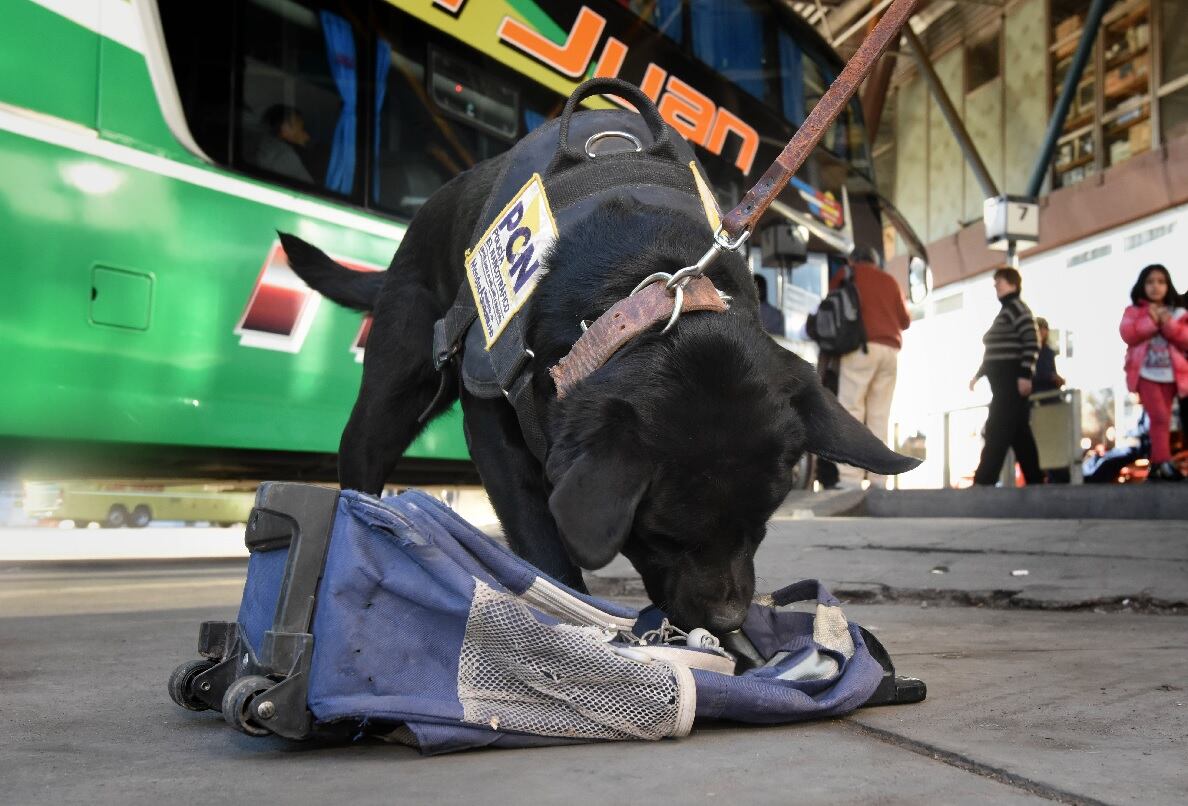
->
xmin=280 ymin=105 xmax=916 ymax=635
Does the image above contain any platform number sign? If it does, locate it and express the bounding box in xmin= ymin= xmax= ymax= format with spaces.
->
xmin=984 ymin=195 xmax=1039 ymax=251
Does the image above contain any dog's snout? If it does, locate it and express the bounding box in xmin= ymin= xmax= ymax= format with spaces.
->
xmin=704 ymin=602 xmax=748 ymax=635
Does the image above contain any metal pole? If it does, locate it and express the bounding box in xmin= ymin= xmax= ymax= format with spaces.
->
xmin=1069 ymin=389 xmax=1084 ymax=484
xmin=902 ymin=26 xmax=999 ymax=199
xmin=1026 ymin=0 xmax=1109 ymax=198
xmin=942 ymin=411 xmax=951 ymax=489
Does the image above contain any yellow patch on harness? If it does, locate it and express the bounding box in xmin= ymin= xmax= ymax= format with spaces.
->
xmin=689 ymin=161 xmax=722 ymax=233
xmin=465 ymin=174 xmax=559 ymax=348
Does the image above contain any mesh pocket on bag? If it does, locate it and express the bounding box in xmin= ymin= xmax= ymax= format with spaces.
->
xmin=457 ymin=580 xmax=695 ymax=741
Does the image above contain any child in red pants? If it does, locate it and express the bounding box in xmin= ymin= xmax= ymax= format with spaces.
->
xmin=1120 ymin=264 xmax=1188 ymax=481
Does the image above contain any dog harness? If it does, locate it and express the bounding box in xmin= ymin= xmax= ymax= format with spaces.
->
xmin=429 ymin=78 xmax=728 ymax=462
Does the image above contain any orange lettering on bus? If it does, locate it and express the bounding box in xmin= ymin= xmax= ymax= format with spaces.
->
xmin=708 ymin=108 xmax=759 ymax=175
xmin=433 ymin=0 xmax=467 ymax=12
xmin=639 ymin=64 xmax=667 ymax=102
xmin=593 ymin=37 xmax=627 ymax=79
xmin=498 ymin=7 xmax=606 ymax=79
xmin=658 ymin=76 xmax=713 ymax=145
xmin=494 ymin=4 xmax=761 ymax=177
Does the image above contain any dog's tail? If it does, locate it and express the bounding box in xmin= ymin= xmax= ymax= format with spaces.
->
xmin=278 ymin=231 xmax=384 ymax=312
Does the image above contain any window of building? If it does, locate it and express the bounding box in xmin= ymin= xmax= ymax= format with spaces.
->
xmin=1158 ymin=0 xmax=1188 ymax=142
xmin=1049 ymin=0 xmax=1154 ymax=189
xmin=965 ymin=31 xmax=1001 ymax=93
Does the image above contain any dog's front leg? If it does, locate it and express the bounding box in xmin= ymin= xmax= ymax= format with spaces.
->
xmin=339 ymin=281 xmax=454 ymax=494
xmin=461 ymin=392 xmax=587 ymax=592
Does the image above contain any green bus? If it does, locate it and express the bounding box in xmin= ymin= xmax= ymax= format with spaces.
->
xmin=0 ymin=0 xmax=925 ymax=483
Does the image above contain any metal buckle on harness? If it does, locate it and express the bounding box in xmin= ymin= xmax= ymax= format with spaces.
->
xmin=498 ymin=349 xmax=535 ymax=399
xmin=584 ymin=130 xmax=643 ymax=158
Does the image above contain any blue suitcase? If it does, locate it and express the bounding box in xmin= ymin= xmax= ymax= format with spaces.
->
xmin=168 ymin=483 xmax=923 ymax=754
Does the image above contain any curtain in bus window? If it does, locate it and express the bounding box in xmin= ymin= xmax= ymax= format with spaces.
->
xmin=689 ymin=0 xmax=766 ymax=101
xmin=373 ymin=40 xmax=392 ymax=204
xmin=523 ymin=109 xmax=546 ymax=133
xmin=778 ymin=31 xmax=804 ymax=125
xmin=320 ymin=11 xmax=357 ymax=194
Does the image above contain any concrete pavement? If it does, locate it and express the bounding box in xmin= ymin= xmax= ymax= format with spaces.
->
xmin=1 ymin=513 xmax=1185 ymax=805
xmin=590 ymin=517 xmax=1188 ymax=611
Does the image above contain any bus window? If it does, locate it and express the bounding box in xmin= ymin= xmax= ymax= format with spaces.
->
xmin=778 ymin=29 xmax=805 ymax=125
xmin=370 ymin=9 xmax=557 ymax=219
xmin=688 ymin=0 xmax=777 ymax=105
xmin=428 ymin=48 xmax=520 ymax=141
xmin=160 ymin=0 xmax=363 ymax=200
xmin=788 ymin=38 xmax=868 ymax=167
xmin=238 ymin=0 xmax=360 ymax=195
xmin=632 ymin=0 xmax=684 ymax=45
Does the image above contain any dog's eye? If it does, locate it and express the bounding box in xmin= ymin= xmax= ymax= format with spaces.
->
xmin=641 ymin=529 xmax=684 ymax=551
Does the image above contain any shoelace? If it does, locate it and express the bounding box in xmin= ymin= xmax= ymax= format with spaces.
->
xmin=627 ymin=620 xmax=732 ymax=659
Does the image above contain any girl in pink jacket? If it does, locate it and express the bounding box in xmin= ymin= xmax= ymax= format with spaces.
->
xmin=1120 ymin=264 xmax=1188 ymax=481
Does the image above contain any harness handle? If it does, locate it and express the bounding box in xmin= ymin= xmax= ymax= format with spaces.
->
xmin=550 ymin=77 xmax=678 ymax=171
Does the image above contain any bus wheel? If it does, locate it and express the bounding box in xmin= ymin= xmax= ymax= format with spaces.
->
xmin=131 ymin=505 xmax=152 ymax=528
xmin=105 ymin=505 xmax=129 ymax=528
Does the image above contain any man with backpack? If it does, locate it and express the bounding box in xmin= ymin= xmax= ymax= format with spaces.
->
xmin=811 ymin=246 xmax=912 ymax=488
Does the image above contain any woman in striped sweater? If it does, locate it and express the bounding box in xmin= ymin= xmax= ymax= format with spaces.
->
xmin=969 ymin=267 xmax=1043 ymax=486
xmin=1120 ymin=264 xmax=1188 ymax=482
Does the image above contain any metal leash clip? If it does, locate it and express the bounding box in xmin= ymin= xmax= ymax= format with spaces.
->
xmin=629 ymin=227 xmax=748 ymax=332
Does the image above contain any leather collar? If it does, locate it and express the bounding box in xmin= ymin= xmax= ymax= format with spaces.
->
xmin=549 ymin=276 xmax=728 ymax=399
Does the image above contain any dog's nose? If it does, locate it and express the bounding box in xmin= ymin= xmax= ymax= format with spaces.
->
xmin=704 ymin=602 xmax=748 ymax=635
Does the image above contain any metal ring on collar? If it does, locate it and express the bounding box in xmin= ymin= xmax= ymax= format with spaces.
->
xmin=628 ymin=272 xmax=684 ymax=332
xmin=631 ymin=271 xmax=674 ymax=296
xmin=661 ymin=284 xmax=684 ymax=333
xmin=665 ymin=265 xmax=702 ymax=290
xmin=585 ymin=130 xmax=643 ymax=158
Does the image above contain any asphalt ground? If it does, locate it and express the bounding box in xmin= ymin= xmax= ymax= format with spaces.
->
xmin=1 ymin=516 xmax=1186 ymax=805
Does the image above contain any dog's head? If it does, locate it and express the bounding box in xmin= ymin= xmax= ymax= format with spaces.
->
xmin=545 ymin=317 xmax=917 ymax=633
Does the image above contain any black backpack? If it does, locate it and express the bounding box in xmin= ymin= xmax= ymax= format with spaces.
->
xmin=807 ymin=266 xmax=867 ymax=355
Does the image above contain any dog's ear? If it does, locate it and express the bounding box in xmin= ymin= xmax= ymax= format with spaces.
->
xmin=774 ymin=346 xmax=920 ymax=475
xmin=547 ymin=399 xmax=650 ymax=570
xmin=547 ymin=445 xmax=650 ymax=569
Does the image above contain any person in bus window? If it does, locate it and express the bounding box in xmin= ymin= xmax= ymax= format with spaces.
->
xmin=254 ymin=104 xmax=316 ymax=185
xmin=1119 ymin=264 xmax=1188 ymax=482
